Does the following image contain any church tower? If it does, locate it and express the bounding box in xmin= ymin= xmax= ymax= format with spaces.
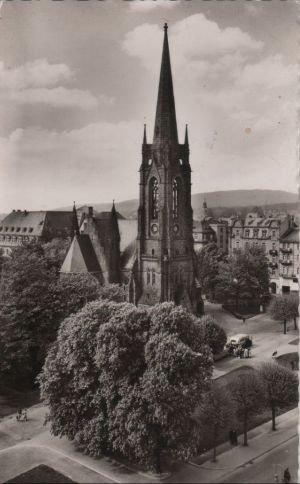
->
xmin=130 ymin=23 xmax=201 ymax=314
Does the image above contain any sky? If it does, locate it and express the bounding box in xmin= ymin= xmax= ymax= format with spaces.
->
xmin=0 ymin=0 xmax=298 ymax=212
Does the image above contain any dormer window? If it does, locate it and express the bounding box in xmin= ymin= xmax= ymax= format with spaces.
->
xmin=22 ymin=227 xmax=27 ymax=232
xmin=5 ymin=227 xmax=8 ymax=232
xmin=29 ymin=228 xmax=33 ymax=233
xmin=16 ymin=227 xmax=20 ymax=232
xmin=0 ymin=227 xmax=2 ymax=232
xmin=11 ymin=227 xmax=15 ymax=232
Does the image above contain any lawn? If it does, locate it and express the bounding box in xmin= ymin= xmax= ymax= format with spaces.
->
xmin=5 ymin=465 xmax=76 ymax=483
xmin=191 ymin=365 xmax=298 ymax=463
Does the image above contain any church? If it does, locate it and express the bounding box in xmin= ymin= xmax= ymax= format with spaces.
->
xmin=61 ymin=23 xmax=202 ymax=314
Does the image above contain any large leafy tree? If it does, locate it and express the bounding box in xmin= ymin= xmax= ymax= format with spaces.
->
xmin=230 ymin=371 xmax=265 ymax=446
xmin=215 ymin=247 xmax=269 ymax=309
xmin=39 ymin=301 xmax=213 ymax=473
xmin=0 ymin=241 xmax=100 ymax=387
xmin=195 ymin=384 xmax=234 ymax=462
xmin=196 ymin=315 xmax=227 ymax=355
xmin=269 ymin=295 xmax=297 ymax=334
xmin=259 ymin=362 xmax=298 ymax=431
xmin=196 ymin=243 xmax=226 ymax=300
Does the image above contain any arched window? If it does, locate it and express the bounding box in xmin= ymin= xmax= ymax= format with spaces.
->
xmin=147 ymin=269 xmax=150 ymax=285
xmin=150 ymin=178 xmax=159 ymax=219
xmin=152 ymin=269 xmax=156 ymax=285
xmin=172 ymin=178 xmax=180 ymax=218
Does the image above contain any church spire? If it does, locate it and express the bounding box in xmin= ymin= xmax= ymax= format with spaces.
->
xmin=153 ymin=23 xmax=178 ymax=146
xmin=72 ymin=201 xmax=80 ymax=236
xmin=143 ymin=123 xmax=147 ymax=144
xmin=184 ymin=124 xmax=189 ymax=145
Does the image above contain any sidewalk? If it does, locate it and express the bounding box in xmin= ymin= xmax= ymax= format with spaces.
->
xmin=0 ymin=405 xmax=298 ymax=483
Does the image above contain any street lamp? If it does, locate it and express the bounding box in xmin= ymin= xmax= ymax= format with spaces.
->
xmin=233 ymin=277 xmax=239 ymax=309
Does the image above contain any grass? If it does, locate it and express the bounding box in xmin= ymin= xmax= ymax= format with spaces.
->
xmin=0 ymin=384 xmax=40 ymax=419
xmin=5 ymin=465 xmax=76 ymax=483
xmin=192 ymin=366 xmax=298 ymax=461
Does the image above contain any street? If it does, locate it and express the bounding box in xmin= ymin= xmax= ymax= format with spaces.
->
xmin=222 ymin=434 xmax=299 ymax=483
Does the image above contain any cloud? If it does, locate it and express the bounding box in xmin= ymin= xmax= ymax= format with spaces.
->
xmin=0 ymin=59 xmax=73 ymax=90
xmin=129 ymin=0 xmax=177 ymax=12
xmin=0 ymin=59 xmax=110 ymax=110
xmin=5 ymin=87 xmax=112 ymax=109
xmin=0 ymin=121 xmax=142 ymax=211
xmin=123 ymin=14 xmax=263 ymax=73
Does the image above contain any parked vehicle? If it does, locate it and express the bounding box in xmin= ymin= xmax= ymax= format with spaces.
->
xmin=226 ymin=334 xmax=252 ymax=349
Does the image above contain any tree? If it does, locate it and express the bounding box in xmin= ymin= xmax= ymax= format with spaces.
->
xmin=196 ymin=243 xmax=226 ymax=300
xmin=0 ymin=242 xmax=100 ymax=387
xmin=39 ymin=301 xmax=213 ymax=473
xmin=196 ymin=315 xmax=227 ymax=355
xmin=195 ymin=384 xmax=234 ymax=462
xmin=259 ymin=362 xmax=298 ymax=431
xmin=215 ymin=247 xmax=269 ymax=310
xmin=98 ymin=283 xmax=127 ymax=303
xmin=288 ymin=295 xmax=299 ymax=330
xmin=230 ymin=371 xmax=265 ymax=446
xmin=269 ymin=295 xmax=296 ymax=334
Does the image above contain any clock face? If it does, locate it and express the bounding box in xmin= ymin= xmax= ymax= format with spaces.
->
xmin=151 ymin=223 xmax=158 ymax=234
xmin=173 ymin=224 xmax=179 ymax=234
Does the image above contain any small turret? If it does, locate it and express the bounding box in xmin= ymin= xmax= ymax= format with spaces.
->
xmin=71 ymin=201 xmax=80 ymax=236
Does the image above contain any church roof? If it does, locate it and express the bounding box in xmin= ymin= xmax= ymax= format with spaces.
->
xmin=280 ymin=227 xmax=299 ymax=243
xmin=60 ymin=234 xmax=101 ymax=274
xmin=153 ymin=23 xmax=178 ymax=147
xmin=0 ymin=210 xmax=73 ymax=238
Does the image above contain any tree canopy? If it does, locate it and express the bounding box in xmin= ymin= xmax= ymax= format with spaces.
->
xmin=259 ymin=362 xmax=298 ymax=430
xmin=196 ymin=243 xmax=226 ymax=300
xmin=196 ymin=315 xmax=227 ymax=355
xmin=215 ymin=246 xmax=270 ymax=309
xmin=0 ymin=240 xmax=101 ymax=387
xmin=269 ymin=295 xmax=298 ymax=334
xmin=230 ymin=370 xmax=265 ymax=446
xmin=39 ymin=301 xmax=213 ymax=473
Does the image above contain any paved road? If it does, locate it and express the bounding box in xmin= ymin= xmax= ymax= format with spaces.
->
xmin=222 ymin=435 xmax=299 ymax=484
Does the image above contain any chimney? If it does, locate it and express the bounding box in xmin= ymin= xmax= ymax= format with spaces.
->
xmin=88 ymin=206 xmax=93 ymax=217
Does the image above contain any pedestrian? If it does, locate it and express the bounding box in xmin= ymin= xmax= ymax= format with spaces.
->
xmin=239 ymin=348 xmax=244 ymax=359
xmin=283 ymin=468 xmax=291 ymax=483
xmin=16 ymin=409 xmax=22 ymax=422
xmin=22 ymin=409 xmax=28 ymax=422
xmin=242 ymin=317 xmax=246 ymax=324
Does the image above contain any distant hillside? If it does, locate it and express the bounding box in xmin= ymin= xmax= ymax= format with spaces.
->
xmin=79 ymin=189 xmax=298 ymax=219
xmin=1 ymin=190 xmax=297 ymax=223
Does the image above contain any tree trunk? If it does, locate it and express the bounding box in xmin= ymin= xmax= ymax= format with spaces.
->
xmin=294 ymin=317 xmax=297 ymax=330
xmin=243 ymin=412 xmax=248 ymax=446
xmin=212 ymin=429 xmax=217 ymax=462
xmin=154 ymin=448 xmax=161 ymax=474
xmin=283 ymin=320 xmax=287 ymax=334
xmin=272 ymin=406 xmax=276 ymax=431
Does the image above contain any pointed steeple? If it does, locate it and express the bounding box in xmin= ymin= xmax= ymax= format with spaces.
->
xmin=153 ymin=23 xmax=178 ymax=147
xmin=111 ymin=199 xmax=116 ymax=216
xmin=143 ymin=124 xmax=147 ymax=145
xmin=184 ymin=124 xmax=189 ymax=145
xmin=71 ymin=202 xmax=80 ymax=236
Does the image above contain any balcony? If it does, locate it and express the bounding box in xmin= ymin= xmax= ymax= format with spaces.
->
xmin=269 ymin=249 xmax=278 ymax=256
xmin=279 ymin=259 xmax=293 ymax=266
xmin=269 ymin=262 xmax=278 ymax=268
xmin=280 ymin=247 xmax=292 ymax=254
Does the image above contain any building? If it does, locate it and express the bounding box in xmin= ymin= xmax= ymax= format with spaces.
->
xmin=193 ymin=201 xmax=229 ymax=253
xmin=229 ymin=212 xmax=297 ymax=294
xmin=278 ymin=226 xmax=299 ymax=294
xmin=0 ymin=209 xmax=74 ymax=255
xmin=128 ymin=23 xmax=201 ymax=314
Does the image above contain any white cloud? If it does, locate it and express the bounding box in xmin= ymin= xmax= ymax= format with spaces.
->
xmin=0 ymin=121 xmax=142 ymax=211
xmin=123 ymin=14 xmax=263 ymax=73
xmin=0 ymin=59 xmax=111 ymax=110
xmin=0 ymin=59 xmax=73 ymax=90
xmin=129 ymin=0 xmax=177 ymax=12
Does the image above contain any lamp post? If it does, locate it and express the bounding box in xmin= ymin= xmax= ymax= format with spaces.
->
xmin=233 ymin=277 xmax=239 ymax=310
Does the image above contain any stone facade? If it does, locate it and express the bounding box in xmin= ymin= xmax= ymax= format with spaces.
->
xmin=129 ymin=24 xmax=201 ymax=314
xmin=278 ymin=227 xmax=299 ymax=294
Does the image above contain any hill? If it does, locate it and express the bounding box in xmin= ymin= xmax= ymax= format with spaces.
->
xmin=78 ymin=189 xmax=298 ymax=219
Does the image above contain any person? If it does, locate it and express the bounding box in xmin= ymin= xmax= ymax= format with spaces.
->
xmin=283 ymin=467 xmax=291 ymax=483
xmin=242 ymin=317 xmax=246 ymax=324
xmin=22 ymin=408 xmax=28 ymax=422
xmin=16 ymin=409 xmax=22 ymax=422
xmin=229 ymin=430 xmax=234 ymax=445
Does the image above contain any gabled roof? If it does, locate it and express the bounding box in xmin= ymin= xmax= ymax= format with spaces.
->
xmin=280 ymin=228 xmax=299 ymax=243
xmin=0 ymin=210 xmax=46 ymax=236
xmin=60 ymin=234 xmax=101 ymax=274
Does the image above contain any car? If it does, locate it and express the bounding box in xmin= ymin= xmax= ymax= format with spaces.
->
xmin=226 ymin=334 xmax=252 ymax=349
